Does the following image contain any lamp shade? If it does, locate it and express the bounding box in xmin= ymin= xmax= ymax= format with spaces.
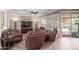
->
xmin=3 ymin=27 xmax=7 ymax=30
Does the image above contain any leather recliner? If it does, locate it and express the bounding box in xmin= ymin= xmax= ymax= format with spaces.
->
xmin=25 ymin=30 xmax=45 ymax=50
xmin=48 ymin=28 xmax=58 ymax=42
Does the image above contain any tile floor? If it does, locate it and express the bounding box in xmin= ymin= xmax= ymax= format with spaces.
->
xmin=10 ymin=34 xmax=79 ymax=50
xmin=60 ymin=37 xmax=79 ymax=50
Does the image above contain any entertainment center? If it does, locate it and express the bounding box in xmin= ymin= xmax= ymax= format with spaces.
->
xmin=21 ymin=21 xmax=33 ymax=34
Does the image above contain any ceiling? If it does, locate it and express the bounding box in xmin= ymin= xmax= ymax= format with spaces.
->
xmin=6 ymin=9 xmax=59 ymax=17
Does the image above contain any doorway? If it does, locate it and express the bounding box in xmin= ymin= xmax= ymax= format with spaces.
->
xmin=61 ymin=14 xmax=71 ymax=37
xmin=61 ymin=12 xmax=79 ymax=38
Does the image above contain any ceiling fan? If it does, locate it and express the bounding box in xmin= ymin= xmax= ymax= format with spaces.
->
xmin=30 ymin=10 xmax=39 ymax=15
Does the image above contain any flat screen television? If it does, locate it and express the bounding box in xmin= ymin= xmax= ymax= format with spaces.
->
xmin=21 ymin=21 xmax=32 ymax=27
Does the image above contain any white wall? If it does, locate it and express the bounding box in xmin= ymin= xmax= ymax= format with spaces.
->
xmin=17 ymin=19 xmax=21 ymax=31
xmin=32 ymin=17 xmax=40 ymax=30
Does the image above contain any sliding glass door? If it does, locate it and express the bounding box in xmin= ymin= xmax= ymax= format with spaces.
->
xmin=61 ymin=13 xmax=71 ymax=36
xmin=61 ymin=12 xmax=79 ymax=38
xmin=71 ymin=14 xmax=79 ymax=38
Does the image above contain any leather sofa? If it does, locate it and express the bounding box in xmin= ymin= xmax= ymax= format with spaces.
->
xmin=12 ymin=30 xmax=22 ymax=43
xmin=2 ymin=29 xmax=22 ymax=43
xmin=1 ymin=29 xmax=14 ymax=49
xmin=1 ymin=29 xmax=22 ymax=49
xmin=25 ymin=30 xmax=45 ymax=50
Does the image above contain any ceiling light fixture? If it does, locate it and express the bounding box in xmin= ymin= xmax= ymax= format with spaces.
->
xmin=31 ymin=13 xmax=35 ymax=15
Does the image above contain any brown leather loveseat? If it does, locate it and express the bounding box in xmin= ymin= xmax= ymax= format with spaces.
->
xmin=1 ymin=29 xmax=22 ymax=49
